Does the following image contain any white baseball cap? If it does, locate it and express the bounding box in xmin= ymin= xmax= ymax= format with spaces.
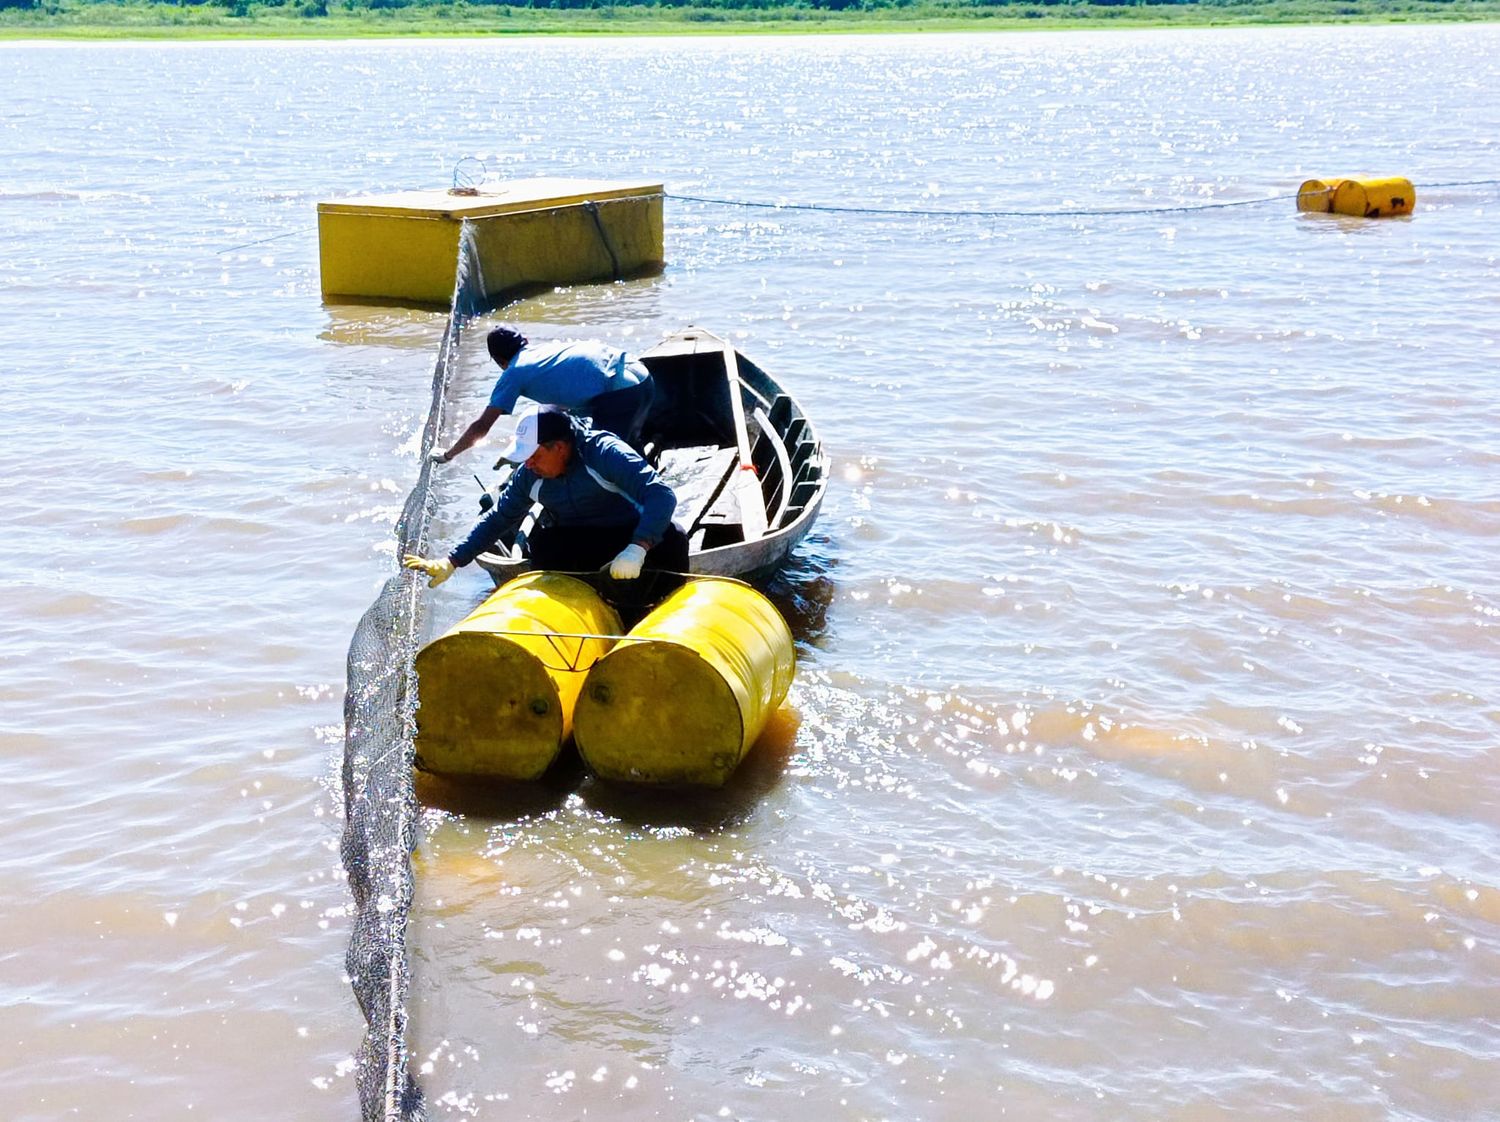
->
xmin=499 ymin=404 xmax=572 ymax=462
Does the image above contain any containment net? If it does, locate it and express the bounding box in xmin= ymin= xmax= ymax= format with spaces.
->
xmin=339 ymin=223 xmax=486 ymax=1122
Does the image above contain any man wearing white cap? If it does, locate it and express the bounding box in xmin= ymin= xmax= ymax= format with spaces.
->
xmin=403 ymin=405 xmax=686 ymax=592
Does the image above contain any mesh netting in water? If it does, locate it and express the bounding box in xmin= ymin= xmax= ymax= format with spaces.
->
xmin=339 ymin=223 xmax=486 ymax=1122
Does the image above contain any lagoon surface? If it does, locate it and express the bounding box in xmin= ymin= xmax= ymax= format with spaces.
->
xmin=2 ymin=25 xmax=1498 ymax=1121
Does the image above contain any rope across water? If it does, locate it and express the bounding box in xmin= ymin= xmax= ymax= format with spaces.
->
xmin=219 ymin=177 xmax=1499 ymax=255
xmin=666 ymin=177 xmax=1500 ymax=220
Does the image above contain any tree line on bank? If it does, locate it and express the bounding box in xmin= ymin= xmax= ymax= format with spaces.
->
xmin=0 ymin=0 xmax=1434 ymax=10
xmin=1 ymin=0 xmax=1481 ymax=17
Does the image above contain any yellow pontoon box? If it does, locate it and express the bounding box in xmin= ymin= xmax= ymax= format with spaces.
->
xmin=318 ymin=176 xmax=664 ymax=306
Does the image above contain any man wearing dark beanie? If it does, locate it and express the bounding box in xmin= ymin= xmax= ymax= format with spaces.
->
xmin=430 ymin=326 xmax=655 ymax=463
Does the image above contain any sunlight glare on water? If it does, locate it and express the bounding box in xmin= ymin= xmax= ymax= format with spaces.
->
xmin=1 ymin=25 xmax=1497 ymax=1122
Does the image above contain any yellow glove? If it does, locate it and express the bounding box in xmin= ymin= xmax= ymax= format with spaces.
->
xmin=607 ymin=543 xmax=647 ymax=580
xmin=402 ymin=554 xmax=454 ymax=588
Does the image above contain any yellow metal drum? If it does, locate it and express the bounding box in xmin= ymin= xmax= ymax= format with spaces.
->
xmin=1296 ymin=178 xmax=1337 ymax=213
xmin=1297 ymin=177 xmax=1415 ymax=217
xmin=574 ymin=578 xmax=795 ymax=787
xmin=1331 ymin=177 xmax=1415 ymax=218
xmin=414 ymin=573 xmax=621 ymax=780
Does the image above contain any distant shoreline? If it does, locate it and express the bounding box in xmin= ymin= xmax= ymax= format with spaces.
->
xmin=5 ymin=1 xmax=1500 ymax=41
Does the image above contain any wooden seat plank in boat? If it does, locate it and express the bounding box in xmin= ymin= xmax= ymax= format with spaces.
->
xmin=654 ymin=444 xmax=739 ymax=540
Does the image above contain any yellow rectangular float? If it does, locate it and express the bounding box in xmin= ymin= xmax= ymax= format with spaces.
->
xmin=318 ymin=176 xmax=664 ymax=306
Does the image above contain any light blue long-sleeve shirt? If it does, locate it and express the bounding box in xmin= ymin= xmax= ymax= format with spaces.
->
xmin=488 ymin=341 xmax=648 ymax=413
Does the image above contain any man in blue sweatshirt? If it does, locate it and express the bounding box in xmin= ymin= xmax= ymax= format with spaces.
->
xmin=404 ymin=404 xmax=686 ymax=589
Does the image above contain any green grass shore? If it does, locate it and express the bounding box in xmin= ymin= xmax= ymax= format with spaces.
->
xmin=5 ymin=0 xmax=1500 ymax=40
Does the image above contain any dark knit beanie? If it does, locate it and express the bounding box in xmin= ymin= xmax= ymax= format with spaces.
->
xmin=486 ymin=325 xmax=529 ymax=366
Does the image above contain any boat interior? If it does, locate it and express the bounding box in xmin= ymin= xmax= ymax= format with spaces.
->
xmin=640 ymin=340 xmax=823 ymax=551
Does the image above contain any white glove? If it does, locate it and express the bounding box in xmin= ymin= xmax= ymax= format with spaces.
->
xmin=607 ymin=543 xmax=647 ymax=581
xmin=403 ymin=554 xmax=454 ymax=588
xmin=427 ymin=449 xmax=450 ymax=465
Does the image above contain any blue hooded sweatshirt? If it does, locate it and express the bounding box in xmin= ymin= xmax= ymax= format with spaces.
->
xmin=448 ymin=419 xmax=675 ymax=569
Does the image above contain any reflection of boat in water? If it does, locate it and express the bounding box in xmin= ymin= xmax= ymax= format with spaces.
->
xmin=475 ymin=327 xmax=827 ymax=586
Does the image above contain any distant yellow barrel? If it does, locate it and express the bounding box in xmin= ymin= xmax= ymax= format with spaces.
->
xmin=1297 ymin=177 xmax=1415 ymax=217
xmin=574 ymin=579 xmax=795 ymax=787
xmin=1296 ymin=178 xmax=1336 ymax=213
xmin=414 ymin=572 xmax=621 ymax=780
xmin=1332 ymin=177 xmax=1414 ymax=218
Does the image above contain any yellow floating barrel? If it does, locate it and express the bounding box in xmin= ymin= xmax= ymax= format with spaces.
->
xmin=1296 ymin=177 xmax=1415 ymax=217
xmin=573 ymin=579 xmax=796 ymax=787
xmin=1295 ymin=178 xmax=1337 ymax=212
xmin=414 ymin=572 xmax=622 ymax=780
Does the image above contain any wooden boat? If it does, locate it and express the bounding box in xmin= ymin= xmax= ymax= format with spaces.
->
xmin=474 ymin=328 xmax=826 ymax=585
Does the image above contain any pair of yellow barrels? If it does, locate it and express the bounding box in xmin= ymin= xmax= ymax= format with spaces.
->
xmin=413 ymin=572 xmax=795 ymax=787
xmin=1296 ymin=176 xmax=1415 ymax=218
